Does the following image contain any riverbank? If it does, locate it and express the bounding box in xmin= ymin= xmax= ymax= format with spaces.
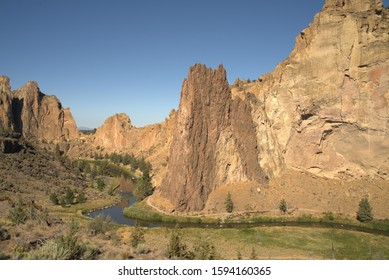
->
xmin=123 ymin=200 xmax=389 ymax=235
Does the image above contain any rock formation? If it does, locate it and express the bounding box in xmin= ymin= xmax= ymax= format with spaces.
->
xmin=156 ymin=64 xmax=267 ymax=211
xmin=93 ymin=113 xmax=134 ymax=150
xmin=0 ymin=76 xmax=15 ymax=132
xmin=249 ymin=0 xmax=389 ymax=179
xmin=152 ymin=0 xmax=389 ymax=211
xmin=0 ymin=76 xmax=79 ymax=142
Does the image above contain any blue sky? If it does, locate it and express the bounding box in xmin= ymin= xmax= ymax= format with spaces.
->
xmin=1 ymin=0 xmax=388 ymax=128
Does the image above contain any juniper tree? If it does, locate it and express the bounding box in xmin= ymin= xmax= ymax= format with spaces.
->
xmin=225 ymin=192 xmax=234 ymax=213
xmin=356 ymin=198 xmax=373 ymax=222
xmin=279 ymin=199 xmax=287 ymax=214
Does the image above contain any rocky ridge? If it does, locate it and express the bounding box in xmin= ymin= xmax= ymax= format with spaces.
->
xmin=0 ymin=77 xmax=79 ymax=143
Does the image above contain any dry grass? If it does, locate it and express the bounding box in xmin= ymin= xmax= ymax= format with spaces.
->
xmin=203 ymin=169 xmax=389 ymax=219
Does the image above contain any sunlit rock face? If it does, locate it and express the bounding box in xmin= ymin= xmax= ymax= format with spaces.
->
xmin=0 ymin=77 xmax=79 ymax=142
xmin=157 ymin=64 xmax=268 ymax=211
xmin=154 ymin=0 xmax=389 ymax=211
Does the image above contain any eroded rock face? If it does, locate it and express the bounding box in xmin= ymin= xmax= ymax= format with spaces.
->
xmin=153 ymin=0 xmax=389 ymax=211
xmin=157 ymin=64 xmax=267 ymax=211
xmin=0 ymin=77 xmax=79 ymax=142
xmin=93 ymin=113 xmax=134 ymax=150
xmin=231 ymin=0 xmax=389 ymax=180
xmin=0 ymin=76 xmax=15 ymax=132
xmin=285 ymin=0 xmax=388 ymax=179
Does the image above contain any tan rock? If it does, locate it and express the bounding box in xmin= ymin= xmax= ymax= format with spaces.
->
xmin=156 ymin=64 xmax=268 ymax=211
xmin=0 ymin=76 xmax=15 ymax=132
xmin=93 ymin=113 xmax=134 ymax=150
xmin=0 ymin=79 xmax=80 ymax=142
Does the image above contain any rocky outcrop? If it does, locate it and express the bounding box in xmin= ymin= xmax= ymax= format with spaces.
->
xmin=0 ymin=77 xmax=79 ymax=142
xmin=156 ymin=64 xmax=267 ymax=211
xmin=93 ymin=113 xmax=134 ymax=150
xmin=151 ymin=0 xmax=389 ymax=212
xmin=230 ymin=0 xmax=389 ymax=180
xmin=0 ymin=76 xmax=15 ymax=132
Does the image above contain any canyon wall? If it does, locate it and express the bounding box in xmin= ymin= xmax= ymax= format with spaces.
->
xmin=0 ymin=77 xmax=79 ymax=142
xmin=153 ymin=0 xmax=389 ymax=211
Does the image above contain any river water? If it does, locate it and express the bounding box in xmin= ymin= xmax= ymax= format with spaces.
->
xmin=86 ymin=192 xmax=159 ymax=227
xmin=86 ymin=192 xmax=388 ymax=235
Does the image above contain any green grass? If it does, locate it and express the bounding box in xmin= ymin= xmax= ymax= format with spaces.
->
xmin=171 ymin=226 xmax=389 ymax=259
xmin=123 ymin=202 xmax=389 ymax=236
xmin=123 ymin=201 xmax=221 ymax=224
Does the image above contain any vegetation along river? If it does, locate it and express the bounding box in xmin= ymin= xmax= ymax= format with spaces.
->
xmin=86 ymin=192 xmax=389 ymax=236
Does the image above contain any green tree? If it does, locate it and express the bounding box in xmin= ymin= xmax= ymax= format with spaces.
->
xmin=356 ymin=198 xmax=373 ymax=222
xmin=133 ymin=169 xmax=154 ymax=201
xmin=279 ymin=199 xmax=287 ymax=214
xmin=166 ymin=226 xmax=190 ymax=259
xmin=225 ymin=192 xmax=234 ymax=213
xmin=130 ymin=225 xmax=145 ymax=249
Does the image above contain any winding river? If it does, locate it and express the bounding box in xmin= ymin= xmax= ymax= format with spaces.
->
xmin=85 ymin=192 xmax=389 ymax=236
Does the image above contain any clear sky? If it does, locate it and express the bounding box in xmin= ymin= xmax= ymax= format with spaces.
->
xmin=1 ymin=0 xmax=388 ymax=128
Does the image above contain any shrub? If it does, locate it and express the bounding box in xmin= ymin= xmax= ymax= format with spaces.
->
xmin=130 ymin=225 xmax=145 ymax=249
xmin=225 ymin=192 xmax=234 ymax=213
xmin=49 ymin=193 xmax=59 ymax=205
xmin=323 ymin=212 xmax=334 ymax=221
xmin=88 ymin=214 xmax=113 ymax=236
xmin=357 ymin=198 xmax=373 ymax=222
xmin=96 ymin=178 xmax=105 ymax=191
xmin=192 ymin=239 xmax=217 ymax=260
xmin=8 ymin=199 xmax=27 ymax=225
xmin=76 ymin=191 xmax=87 ymax=204
xmin=0 ymin=225 xmax=10 ymax=241
xmin=134 ymin=244 xmax=151 ymax=255
xmin=64 ymin=188 xmax=74 ymax=205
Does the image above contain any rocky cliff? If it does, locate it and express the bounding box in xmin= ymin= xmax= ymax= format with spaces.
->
xmin=0 ymin=76 xmax=15 ymax=132
xmin=151 ymin=0 xmax=389 ymax=212
xmin=156 ymin=64 xmax=268 ymax=211
xmin=250 ymin=0 xmax=389 ymax=180
xmin=0 ymin=77 xmax=79 ymax=142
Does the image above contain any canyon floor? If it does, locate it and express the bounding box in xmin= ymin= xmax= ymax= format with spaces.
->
xmin=0 ymin=142 xmax=388 ymax=260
